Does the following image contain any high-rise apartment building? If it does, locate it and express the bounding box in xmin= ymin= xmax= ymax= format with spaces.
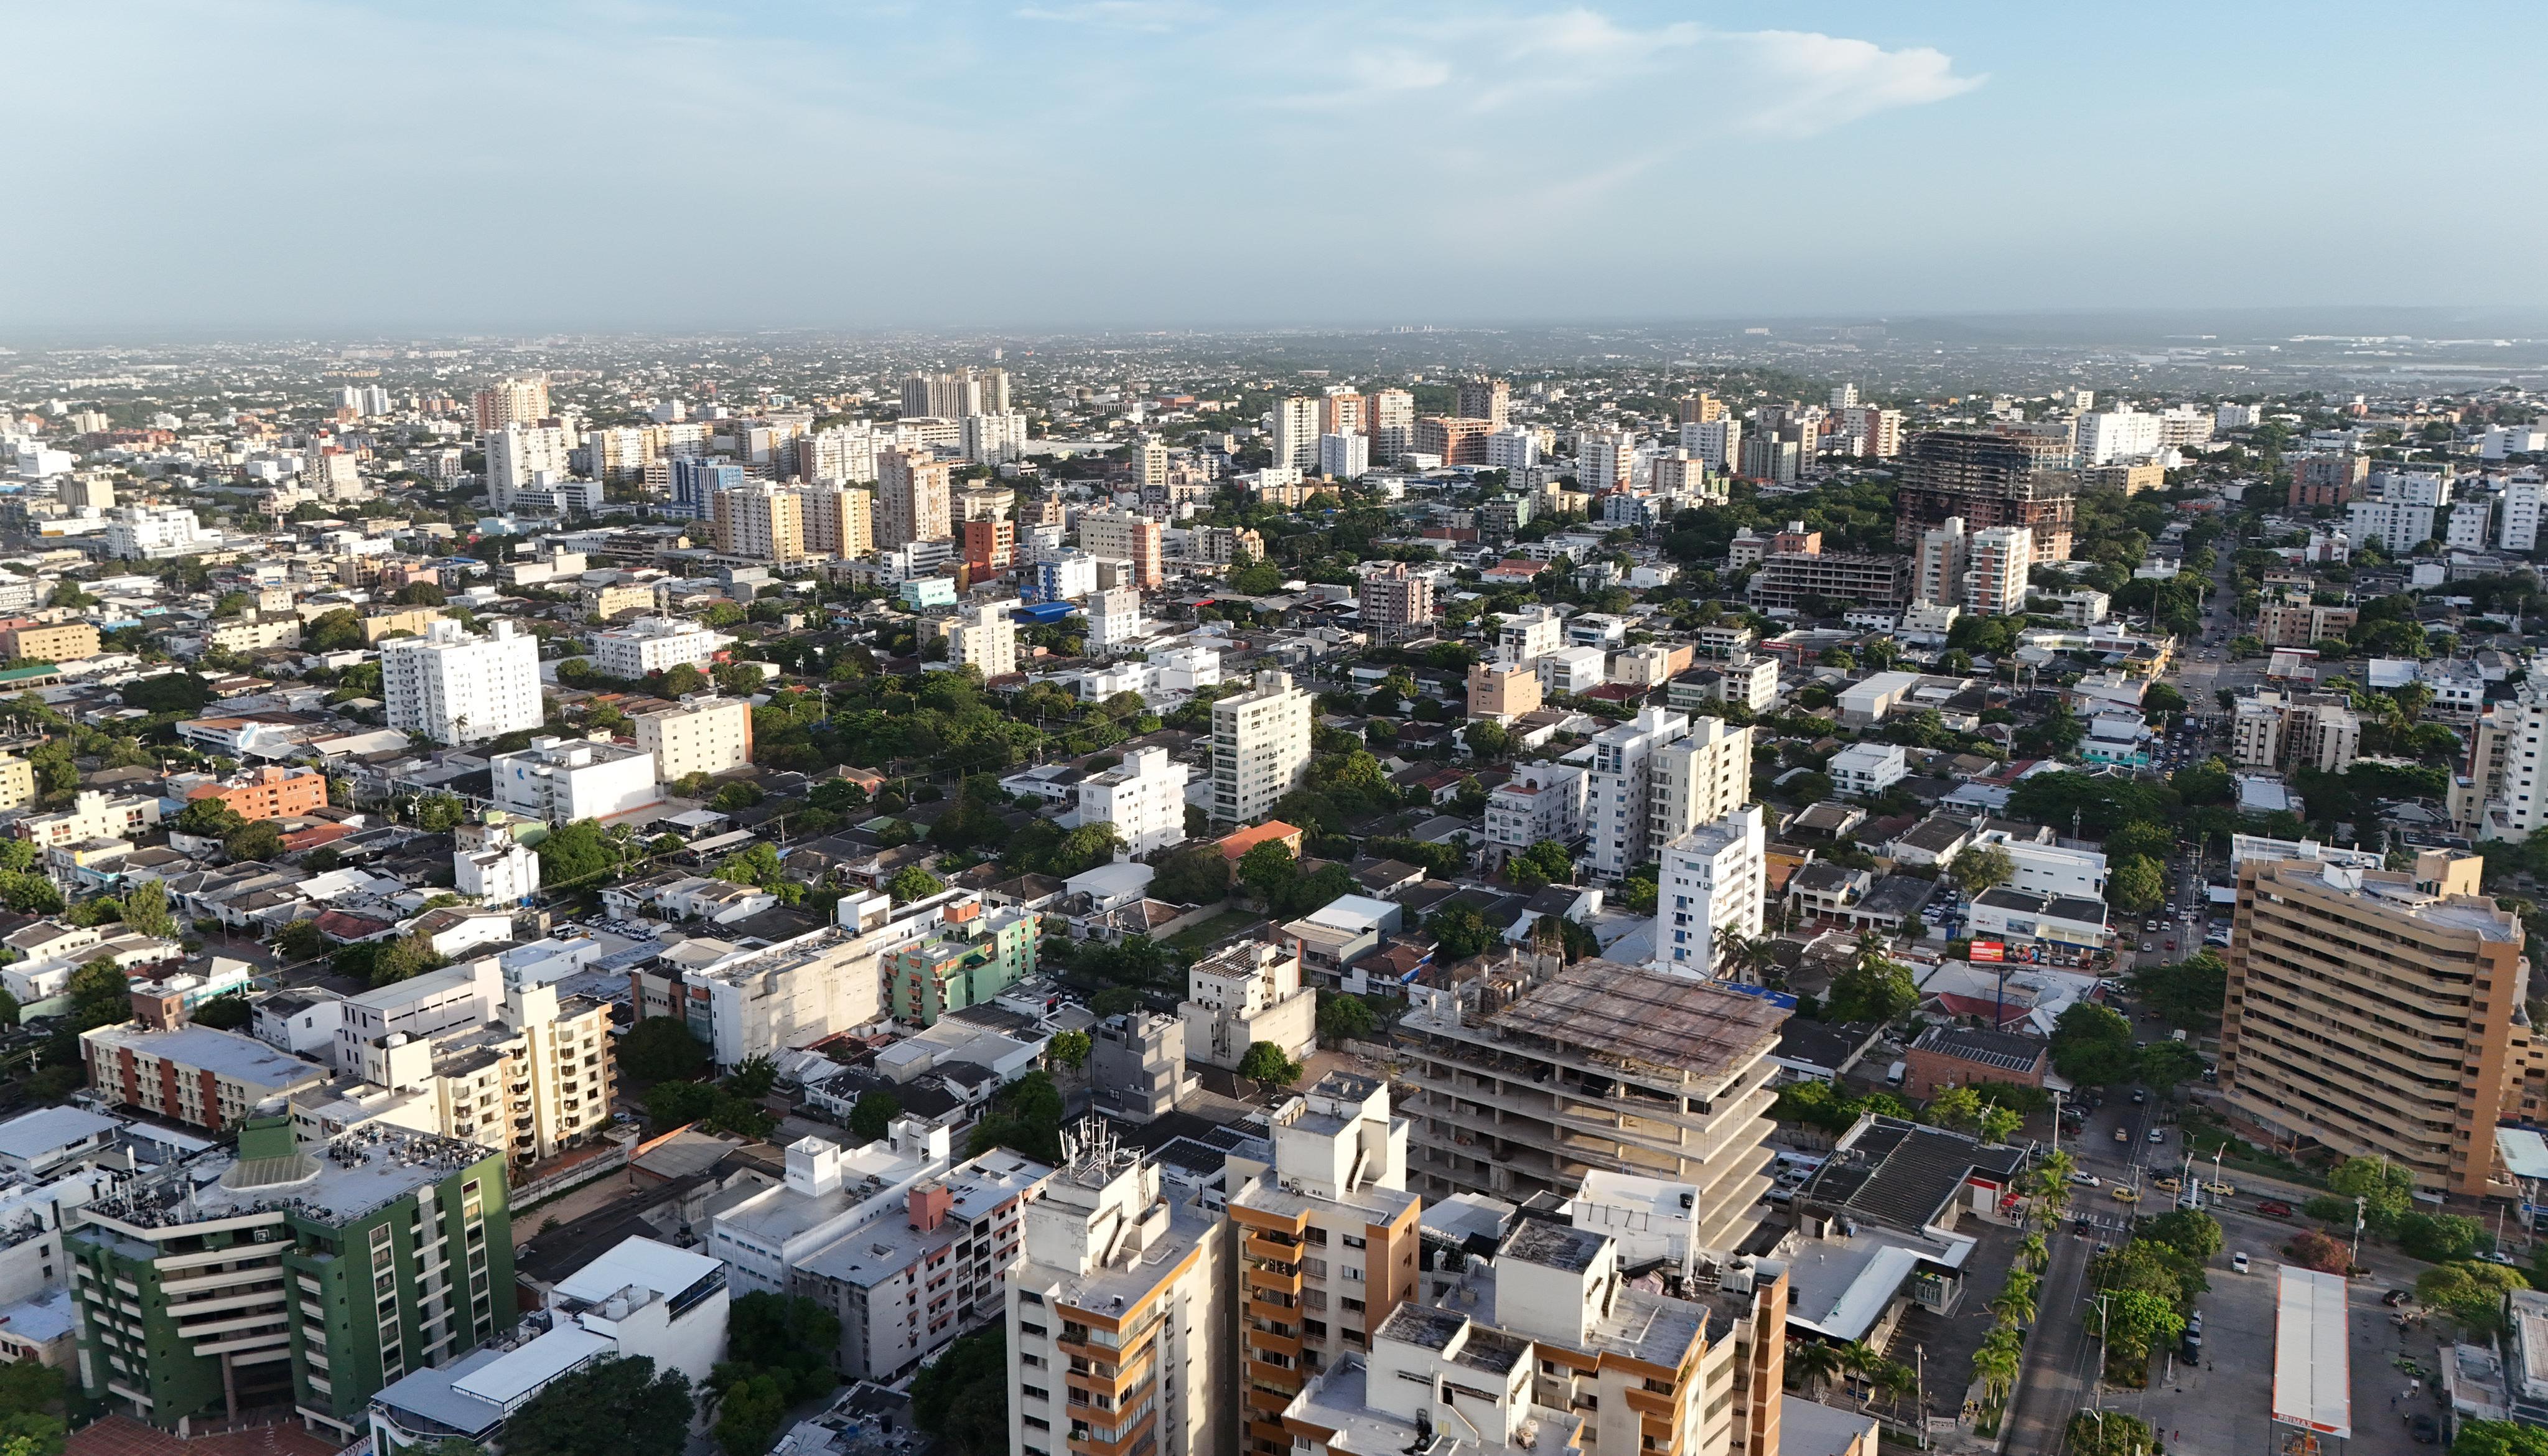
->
xmin=486 ymin=422 xmax=573 ymax=511
xmin=962 ymin=516 xmax=1015 ymax=576
xmin=1226 ymin=1072 xmax=1421 ymax=1452
xmin=2448 ymin=671 xmax=2548 ymax=842
xmin=2504 ymin=473 xmax=2544 ymax=552
xmin=1965 ymin=525 xmax=2033 ymax=615
xmin=712 ymin=482 xmax=807 ymax=564
xmin=1652 ymin=447 xmax=1728 ymax=503
xmin=1648 ymin=717 xmax=1756 ymax=851
xmin=1003 ymin=1124 xmax=1233 ymax=1456
xmin=668 ymin=455 xmax=747 ymax=520
xmin=1317 ymin=432 xmax=1368 ymax=481
xmin=1078 ymin=507 xmax=1163 ymax=587
xmin=1455 ymin=376 xmax=1511 ymax=428
xmin=381 ymin=619 xmax=543 ymax=746
xmin=1271 ymin=396 xmax=1321 ymax=470
xmin=797 ymin=482 xmax=875 ymax=559
xmin=1414 ymin=416 xmax=1491 ymax=466
xmin=1356 ymin=561 xmax=1433 ymax=640
xmin=2219 ymin=849 xmax=2518 ymax=1196
xmin=1828 ymin=383 xmax=1859 ymax=409
xmin=944 ymin=599 xmax=1019 ymax=681
xmin=1586 ymin=706 xmax=1689 ymax=881
xmin=1656 ymin=806 xmax=1766 ymax=978
xmin=1914 ymin=516 xmax=1967 ymax=609
xmin=630 ymin=695 xmax=754 ymax=782
xmin=2289 ymin=452 xmax=2371 ymax=509
xmin=474 ymin=376 xmax=549 ymax=434
xmin=592 ymin=615 xmax=730 ymax=679
xmin=585 ymin=425 xmax=653 ymax=483
xmin=1896 ymin=429 xmax=2077 ymax=563
xmin=1211 ymin=670 xmax=1314 ymax=825
xmin=1575 ymin=428 xmax=1631 ymax=492
xmin=1133 ymin=437 xmax=1169 ymax=487
xmin=1738 ymin=434 xmax=1799 ymax=483
xmin=961 ymin=411 xmax=1029 ymax=466
xmin=875 ymin=446 xmax=953 ymax=548
xmin=1677 ymin=391 xmax=1724 ymax=424
xmin=326 ymin=979 xmax=616 ymax=1171
xmin=67 ymin=1118 xmax=515 ymax=1438
xmin=1076 ymin=745 xmax=1188 ymax=859
xmin=1683 ymin=418 xmax=1742 ymax=472
xmin=2073 ymin=406 xmax=2162 ymax=466
xmin=1317 ymin=390 xmax=1366 ymax=437
xmin=1368 ymin=388 xmax=1414 ymax=435
xmin=803 ymin=424 xmax=880 ymax=483
xmin=1398 ymin=956 xmax=1784 ymax=1243
xmin=1085 ymin=586 xmax=1144 ymax=651
xmin=901 ymin=368 xmax=1009 ymax=419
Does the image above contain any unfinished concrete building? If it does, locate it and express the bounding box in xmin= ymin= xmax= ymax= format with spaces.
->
xmin=1396 ymin=954 xmax=1788 ymax=1252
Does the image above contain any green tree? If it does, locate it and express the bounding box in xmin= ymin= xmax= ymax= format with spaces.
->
xmin=1826 ymin=936 xmax=1918 ymax=1024
xmin=2048 ymin=1002 xmax=2139 ymax=1086
xmin=1239 ymin=839 xmax=1299 ymax=905
xmin=413 ymin=793 xmax=468 ymax=832
xmin=119 ymin=672 xmax=216 ymax=714
xmin=223 ymin=819 xmax=286 ymax=862
xmin=2129 ymin=952 xmax=2228 ymax=1030
xmin=1508 ymin=839 xmax=1575 ymax=892
xmin=1149 ymin=846 xmax=1232 ymax=905
xmin=910 ymin=1324 xmax=1008 ymax=1456
xmin=190 ymin=994 xmax=253 ymax=1030
xmin=2142 ymin=1208 xmax=2224 ymax=1262
xmin=849 ymin=1090 xmax=902 ymax=1142
xmin=1949 ymin=844 xmax=2015 ymax=895
xmin=714 ymin=1373 xmax=788 ymax=1456
xmin=1923 ymin=1086 xmax=1987 ymax=1134
xmin=887 ymin=865 xmax=946 ymax=904
xmin=2107 ymin=855 xmax=2165 ymax=912
xmin=2419 ymin=1261 xmax=2530 ymax=1335
xmin=2137 ymin=1038 xmax=2206 ymax=1090
xmin=2453 ymin=1422 xmax=2548 ymax=1456
xmin=120 ymin=879 xmax=178 ymax=940
xmin=370 ymin=931 xmax=443 ymax=987
xmin=174 ymin=797 xmax=248 ymax=838
xmin=2066 ymin=1409 xmax=2153 ymax=1456
xmin=536 ymin=821 xmax=625 ymax=886
xmin=1426 ymin=904 xmax=1496 ymax=960
xmin=505 ymin=1356 xmax=694 ymax=1456
xmin=276 ymin=918 xmax=328 ymax=962
xmin=1047 ymin=1030 xmax=1091 ymax=1071
xmin=617 ymin=1016 xmax=712 ymax=1085
xmin=1317 ymin=991 xmax=1379 ymax=1045
xmin=2396 ymin=1213 xmax=2493 ymax=1264
xmin=1237 ymin=1040 xmax=1302 ymax=1087
xmin=2328 ymin=1155 xmax=2417 ymax=1230
xmin=303 ymin=609 xmax=366 ymax=654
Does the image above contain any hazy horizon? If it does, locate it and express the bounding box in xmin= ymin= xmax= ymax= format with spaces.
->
xmin=7 ymin=1 xmax=2544 ymax=336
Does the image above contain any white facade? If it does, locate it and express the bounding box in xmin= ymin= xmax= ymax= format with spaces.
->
xmin=1485 ymin=427 xmax=1539 ymax=473
xmin=592 ymin=615 xmax=731 ymax=679
xmin=1085 ymin=587 xmax=1144 ymax=651
xmin=487 ymin=422 xmax=574 ymax=510
xmin=2216 ymin=403 xmax=2262 ymax=431
xmin=1535 ymin=645 xmax=1608 ymax=696
xmin=1318 ymin=431 xmax=1369 ymax=481
xmin=1497 ymin=605 xmax=1566 ymax=664
xmin=1210 ymin=669 xmax=1314 ymax=825
xmin=1827 ymin=742 xmax=1907 ymax=798
xmin=1679 ymin=418 xmax=1740 ymax=472
xmin=2346 ymin=498 xmax=2437 ymax=554
xmin=381 ymin=618 xmax=543 ymax=746
xmin=1272 ymin=396 xmax=1320 ymax=469
xmin=1574 ymin=429 xmax=1631 ymax=492
xmin=2074 ymin=406 xmax=2161 ymax=466
xmin=1654 ymin=806 xmax=1765 ymax=978
xmin=2448 ymin=498 xmax=2495 ymax=551
xmin=1915 ymin=516 xmax=1967 ymax=609
xmin=1586 ymin=706 xmax=1689 ymax=881
xmin=491 ymin=736 xmax=663 ymax=824
xmin=1485 ymin=762 xmax=1588 ymax=861
xmin=104 ymin=505 xmax=210 ymax=560
xmin=632 ymin=696 xmax=754 ymax=782
xmin=455 ymin=834 xmax=540 ymax=905
xmin=1077 ymin=747 xmax=1190 ymax=859
xmin=1966 ymin=828 xmax=2107 ymax=900
xmin=1966 ymin=525 xmax=2033 ymax=615
xmin=945 ymin=599 xmax=1019 ymax=679
xmin=959 ymin=411 xmax=1029 ymax=465
xmin=2503 ymin=474 xmax=2543 ymax=553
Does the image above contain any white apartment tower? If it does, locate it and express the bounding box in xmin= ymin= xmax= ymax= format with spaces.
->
xmin=1915 ymin=516 xmax=1968 ymax=609
xmin=1003 ymin=1125 xmax=1233 ymax=1456
xmin=875 ymin=446 xmax=953 ymax=548
xmin=1574 ymin=429 xmax=1631 ymax=492
xmin=381 ymin=619 xmax=543 ymax=746
xmin=1318 ymin=431 xmax=1368 ymax=481
xmin=1211 ymin=670 xmax=1314 ymax=826
xmin=1076 ymin=746 xmax=1190 ymax=859
xmin=1681 ymin=418 xmax=1742 ymax=473
xmin=944 ymin=599 xmax=1019 ymax=681
xmin=1498 ymin=605 xmax=1567 ymax=663
xmin=1656 ymin=806 xmax=1766 ymax=978
xmin=1272 ymin=397 xmax=1321 ymax=470
xmin=1649 ymin=718 xmax=1757 ymax=849
xmin=1587 ymin=706 xmax=1689 ymax=881
xmin=1965 ymin=525 xmax=2033 ymax=615
xmin=486 ymin=422 xmax=574 ymax=511
xmin=2503 ymin=474 xmax=2544 ymax=553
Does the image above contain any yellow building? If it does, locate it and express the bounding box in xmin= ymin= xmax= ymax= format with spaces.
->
xmin=1 ymin=623 xmax=98 ymax=661
xmin=632 ymin=696 xmax=754 ymax=782
xmin=361 ymin=607 xmax=445 ymax=643
xmin=0 ymin=755 xmax=33 ymax=810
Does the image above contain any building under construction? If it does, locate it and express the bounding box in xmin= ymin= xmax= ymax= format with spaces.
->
xmin=1396 ymin=954 xmax=1788 ymax=1252
xmin=1895 ymin=429 xmax=2077 ymax=564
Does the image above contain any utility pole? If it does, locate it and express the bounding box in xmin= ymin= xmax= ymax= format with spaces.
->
xmin=2351 ymin=1195 xmax=2368 ymax=1266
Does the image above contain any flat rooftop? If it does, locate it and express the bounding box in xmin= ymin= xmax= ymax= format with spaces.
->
xmin=81 ymin=1122 xmax=493 ymax=1233
xmin=1480 ymin=958 xmax=1786 ymax=1082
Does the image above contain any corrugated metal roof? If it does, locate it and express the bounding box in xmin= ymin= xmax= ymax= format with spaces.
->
xmin=2274 ymin=1265 xmax=2352 ymax=1437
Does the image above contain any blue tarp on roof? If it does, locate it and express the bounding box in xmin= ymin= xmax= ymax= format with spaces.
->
xmin=1012 ymin=600 xmax=1079 ymax=624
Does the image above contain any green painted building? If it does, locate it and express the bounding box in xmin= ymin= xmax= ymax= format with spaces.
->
xmin=65 ymin=1116 xmax=517 ymax=1441
xmin=885 ymin=903 xmax=1040 ymax=1025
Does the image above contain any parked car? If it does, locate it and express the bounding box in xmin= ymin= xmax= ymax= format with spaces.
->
xmin=2115 ymin=1127 xmax=2130 ymax=1143
xmin=2148 ymin=1128 xmax=2165 ymax=1143
xmin=2131 ymin=1090 xmax=2147 ymax=1104
xmin=2258 ymin=1200 xmax=2295 ymax=1216
xmin=2412 ymin=1415 xmax=2440 ymax=1445
xmin=2231 ymin=1251 xmax=2251 ymax=1274
xmin=2070 ymin=1172 xmax=2102 ymax=1187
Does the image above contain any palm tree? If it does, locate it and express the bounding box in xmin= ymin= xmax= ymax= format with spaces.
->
xmin=1874 ymin=1361 xmax=1918 ymax=1414
xmin=1788 ymin=1341 xmax=1844 ymax=1399
xmin=2017 ymin=1233 xmax=2049 ymax=1274
xmin=1990 ymin=1284 xmax=2037 ymax=1328
xmin=1971 ymin=1342 xmax=2022 ymax=1404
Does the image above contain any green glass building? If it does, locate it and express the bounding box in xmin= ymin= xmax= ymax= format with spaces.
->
xmin=65 ymin=1116 xmax=517 ymax=1440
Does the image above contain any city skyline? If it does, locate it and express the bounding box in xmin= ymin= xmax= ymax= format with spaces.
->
xmin=7 ymin=1 xmax=2546 ymax=334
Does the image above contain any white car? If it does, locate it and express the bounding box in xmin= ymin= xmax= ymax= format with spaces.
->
xmin=2232 ymin=1251 xmax=2251 ymax=1274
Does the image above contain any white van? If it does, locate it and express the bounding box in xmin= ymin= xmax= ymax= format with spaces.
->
xmin=1885 ymin=1061 xmax=1907 ymax=1088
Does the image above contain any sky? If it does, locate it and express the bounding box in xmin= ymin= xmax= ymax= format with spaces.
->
xmin=4 ymin=0 xmax=2545 ymax=337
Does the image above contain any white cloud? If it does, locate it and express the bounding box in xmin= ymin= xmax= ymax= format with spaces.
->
xmin=1015 ymin=1 xmax=1212 ymax=32
xmin=1729 ymin=30 xmax=1987 ymax=136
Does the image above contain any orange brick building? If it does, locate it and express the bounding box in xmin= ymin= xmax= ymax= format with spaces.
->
xmin=187 ymin=765 xmax=329 ymax=822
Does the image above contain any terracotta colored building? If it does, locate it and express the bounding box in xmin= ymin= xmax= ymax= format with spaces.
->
xmin=187 ymin=765 xmax=329 ymax=822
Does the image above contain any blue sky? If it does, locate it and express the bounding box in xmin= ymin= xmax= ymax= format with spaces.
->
xmin=4 ymin=1 xmax=2542 ymax=334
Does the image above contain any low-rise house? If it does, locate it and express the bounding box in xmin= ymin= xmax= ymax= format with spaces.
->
xmin=1900 ymin=1025 xmax=2050 ymax=1099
